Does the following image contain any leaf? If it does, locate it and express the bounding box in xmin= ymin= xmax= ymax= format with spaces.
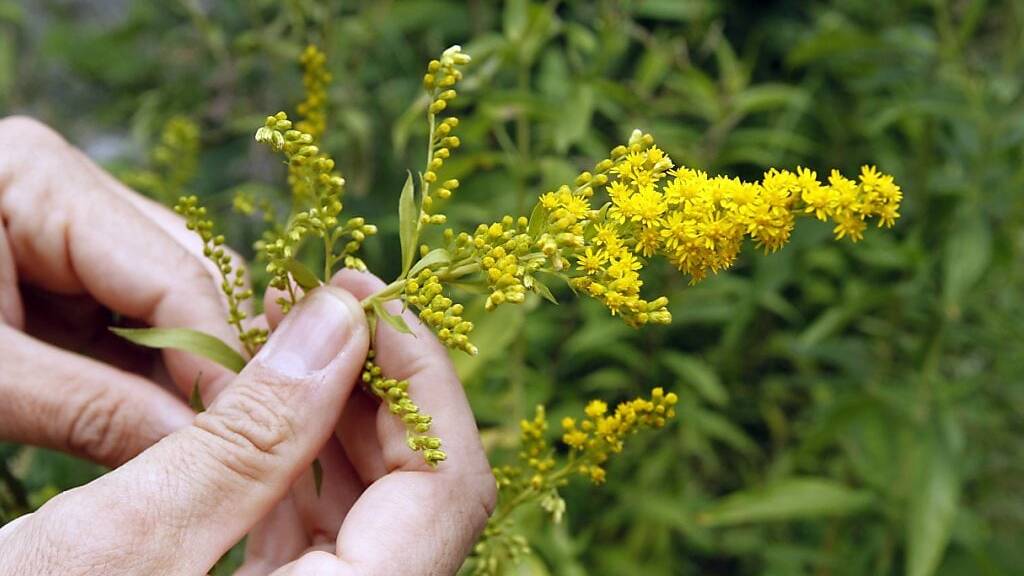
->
xmin=189 ymin=377 xmax=206 ymax=413
xmin=110 ymin=327 xmax=246 ymax=373
xmin=453 ymin=301 xmax=525 ymax=383
xmin=408 ymin=248 xmax=451 ymax=277
xmin=371 ymin=300 xmax=413 ymax=335
xmin=906 ymin=434 xmax=960 ymax=576
xmin=283 ymin=259 xmax=321 ymax=291
xmin=532 ymin=278 xmax=558 ymax=305
xmin=527 ymin=202 xmax=547 ymax=237
xmin=943 ymin=208 xmax=991 ymax=311
xmin=697 ymin=477 xmax=874 ymax=527
xmin=312 ymin=458 xmax=324 ymax=498
xmin=661 ymin=352 xmax=728 ymax=406
xmin=398 ymin=171 xmax=418 ymax=275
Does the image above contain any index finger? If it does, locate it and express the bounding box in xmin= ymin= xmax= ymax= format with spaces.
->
xmin=326 ymin=269 xmax=496 ymax=575
xmin=0 ymin=116 xmax=236 ymax=396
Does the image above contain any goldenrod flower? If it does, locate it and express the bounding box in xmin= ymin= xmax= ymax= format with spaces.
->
xmin=361 ymin=353 xmax=445 ymax=465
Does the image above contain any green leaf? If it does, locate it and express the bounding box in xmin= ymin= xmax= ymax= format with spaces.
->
xmin=943 ymin=208 xmax=991 ymax=311
xmin=906 ymin=434 xmax=960 ymax=576
xmin=408 ymin=248 xmax=451 ymax=277
xmin=527 ymin=202 xmax=548 ymax=237
xmin=532 ymin=278 xmax=558 ymax=305
xmin=312 ymin=458 xmax=324 ymax=498
xmin=283 ymin=259 xmax=322 ymax=291
xmin=371 ymin=300 xmax=413 ymax=335
xmin=697 ymin=477 xmax=874 ymax=527
xmin=189 ymin=377 xmax=206 ymax=413
xmin=661 ymin=352 xmax=728 ymax=406
xmin=398 ymin=171 xmax=418 ymax=275
xmin=453 ymin=300 xmax=526 ymax=383
xmin=110 ymin=327 xmax=246 ymax=373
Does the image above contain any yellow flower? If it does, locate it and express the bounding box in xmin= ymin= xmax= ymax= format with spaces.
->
xmin=576 ymin=247 xmax=607 ymax=275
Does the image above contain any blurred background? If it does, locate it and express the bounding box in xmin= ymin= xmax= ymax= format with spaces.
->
xmin=1 ymin=1 xmax=1023 ymax=574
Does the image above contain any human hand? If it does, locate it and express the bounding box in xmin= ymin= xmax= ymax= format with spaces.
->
xmin=237 ymin=270 xmax=496 ymax=575
xmin=0 ymin=116 xmax=242 ymax=467
xmin=0 ymin=282 xmax=495 ymax=575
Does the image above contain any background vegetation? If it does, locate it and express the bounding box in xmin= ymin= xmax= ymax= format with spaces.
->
xmin=2 ymin=1 xmax=1023 ymax=574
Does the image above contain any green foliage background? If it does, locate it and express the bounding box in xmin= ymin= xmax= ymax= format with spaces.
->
xmin=2 ymin=1 xmax=1023 ymax=574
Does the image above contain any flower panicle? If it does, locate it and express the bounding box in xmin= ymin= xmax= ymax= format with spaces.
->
xmin=451 ymin=128 xmax=902 ymax=328
xmin=418 ymin=45 xmax=470 ymax=230
xmin=561 ymin=387 xmax=679 ymax=484
xmin=255 ymin=112 xmax=377 ymax=308
xmin=174 ymin=195 xmax=268 ymax=355
xmin=295 ymin=44 xmax=330 ymax=139
xmin=361 ymin=352 xmax=445 ymax=466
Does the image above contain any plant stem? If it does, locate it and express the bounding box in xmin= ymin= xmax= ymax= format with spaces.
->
xmin=360 ymin=279 xmax=408 ymax=310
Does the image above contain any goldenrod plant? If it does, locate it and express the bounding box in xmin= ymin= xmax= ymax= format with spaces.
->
xmin=114 ymin=43 xmax=901 ymax=572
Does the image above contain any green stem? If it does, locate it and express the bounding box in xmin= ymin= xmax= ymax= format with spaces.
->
xmin=360 ymin=279 xmax=408 ymax=310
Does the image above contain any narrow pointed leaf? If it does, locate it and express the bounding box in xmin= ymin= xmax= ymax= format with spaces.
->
xmin=408 ymin=248 xmax=451 ymax=277
xmin=696 ymin=477 xmax=873 ymax=527
xmin=110 ymin=327 xmax=246 ymax=373
xmin=398 ymin=171 xmax=418 ymax=275
xmin=189 ymin=377 xmax=206 ymax=413
xmin=532 ymin=278 xmax=558 ymax=305
xmin=371 ymin=300 xmax=413 ymax=335
xmin=283 ymin=259 xmax=322 ymax=291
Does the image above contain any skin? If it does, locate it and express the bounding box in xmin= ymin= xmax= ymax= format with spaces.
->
xmin=0 ymin=116 xmax=496 ymax=575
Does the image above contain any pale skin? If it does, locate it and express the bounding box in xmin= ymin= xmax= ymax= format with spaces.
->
xmin=0 ymin=116 xmax=497 ymax=575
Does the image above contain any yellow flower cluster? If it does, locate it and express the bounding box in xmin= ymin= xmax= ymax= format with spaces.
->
xmin=295 ymin=45 xmax=330 ymax=139
xmin=518 ymin=406 xmax=557 ymax=489
xmin=467 ymin=389 xmax=678 ymax=573
xmin=561 ymin=387 xmax=678 ymax=484
xmin=418 ymin=45 xmax=470 ymax=229
xmin=404 ymin=268 xmax=477 ymax=355
xmin=255 ymin=112 xmax=376 ymax=305
xmin=361 ymin=352 xmax=445 ymax=465
xmin=463 ymin=129 xmax=903 ymax=326
xmin=174 ymin=195 xmax=268 ymax=355
xmin=469 ymin=216 xmax=538 ymax=311
xmin=122 ymin=116 xmax=199 ymax=205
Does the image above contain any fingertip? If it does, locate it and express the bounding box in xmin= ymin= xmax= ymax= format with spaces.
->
xmin=330 ymin=268 xmax=386 ymax=300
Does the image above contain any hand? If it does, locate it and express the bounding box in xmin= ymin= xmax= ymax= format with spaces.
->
xmin=0 ymin=116 xmax=241 ymax=466
xmin=238 ymin=270 xmax=497 ymax=575
xmin=0 ymin=284 xmax=496 ymax=575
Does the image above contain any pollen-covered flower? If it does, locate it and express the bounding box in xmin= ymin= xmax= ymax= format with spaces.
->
xmin=361 ymin=353 xmax=445 ymax=465
xmin=561 ymin=387 xmax=679 ymax=485
xmin=174 ymin=195 xmax=267 ymax=355
xmin=295 ymin=45 xmax=331 ymax=139
xmin=404 ymin=268 xmax=477 ymax=355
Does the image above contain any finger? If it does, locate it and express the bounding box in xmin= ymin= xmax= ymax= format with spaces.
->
xmin=0 ymin=116 xmax=236 ymax=396
xmin=238 ymin=438 xmax=365 ymax=576
xmin=236 ymin=496 xmax=309 ymax=576
xmin=0 ymin=324 xmax=193 ymax=467
xmin=75 ymin=155 xmax=255 ymax=315
xmin=332 ymin=269 xmax=489 ymax=472
xmin=0 ymin=218 xmax=23 ymax=328
xmin=2 ymin=287 xmax=370 ymax=574
xmin=327 ymin=269 xmax=497 ymax=575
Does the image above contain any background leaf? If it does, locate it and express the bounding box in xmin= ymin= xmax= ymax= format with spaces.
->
xmin=697 ymin=478 xmax=874 ymax=527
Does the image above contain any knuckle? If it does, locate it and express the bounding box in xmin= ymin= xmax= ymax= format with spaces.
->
xmin=191 ymin=377 xmax=298 ymax=483
xmin=62 ymin=385 xmax=132 ymax=466
xmin=478 ymin=467 xmax=499 ymax=517
xmin=0 ymin=115 xmax=65 ymax=148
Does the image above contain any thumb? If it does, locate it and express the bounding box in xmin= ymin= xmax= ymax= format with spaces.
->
xmin=2 ymin=287 xmax=369 ymax=575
